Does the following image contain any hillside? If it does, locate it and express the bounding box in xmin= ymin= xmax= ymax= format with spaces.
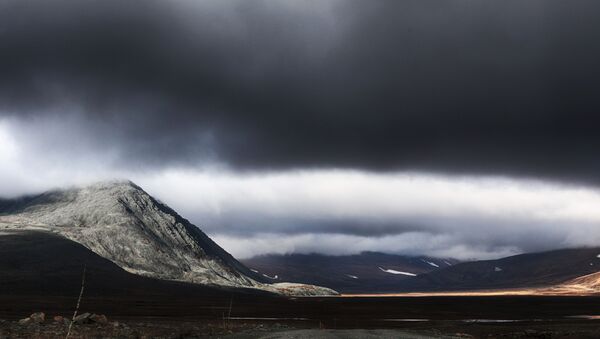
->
xmin=396 ymin=247 xmax=600 ymax=292
xmin=242 ymin=252 xmax=458 ymax=293
xmin=0 ymin=181 xmax=336 ymax=296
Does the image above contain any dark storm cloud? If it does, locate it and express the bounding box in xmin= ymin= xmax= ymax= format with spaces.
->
xmin=2 ymin=0 xmax=600 ymax=182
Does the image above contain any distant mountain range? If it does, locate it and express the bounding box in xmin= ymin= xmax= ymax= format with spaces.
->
xmin=241 ymin=252 xmax=459 ymax=293
xmin=243 ymin=248 xmax=600 ymax=294
xmin=397 ymin=247 xmax=600 ymax=292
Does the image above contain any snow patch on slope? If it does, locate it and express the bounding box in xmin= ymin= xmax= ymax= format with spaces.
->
xmin=422 ymin=259 xmax=440 ymax=268
xmin=378 ymin=267 xmax=417 ymax=276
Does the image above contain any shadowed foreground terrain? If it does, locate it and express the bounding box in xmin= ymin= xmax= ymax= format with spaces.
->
xmin=3 ymin=231 xmax=600 ymax=338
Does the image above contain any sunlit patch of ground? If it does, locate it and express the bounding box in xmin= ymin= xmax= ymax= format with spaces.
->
xmin=341 ymin=272 xmax=600 ymax=297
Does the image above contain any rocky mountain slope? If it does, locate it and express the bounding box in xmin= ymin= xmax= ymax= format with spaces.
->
xmin=0 ymin=181 xmax=336 ymax=296
xmin=0 ymin=230 xmax=273 ymax=298
xmin=242 ymin=252 xmax=458 ymax=293
xmin=0 ymin=230 xmax=319 ymax=322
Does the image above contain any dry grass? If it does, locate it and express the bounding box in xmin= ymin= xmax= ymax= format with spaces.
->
xmin=65 ymin=265 xmax=86 ymax=339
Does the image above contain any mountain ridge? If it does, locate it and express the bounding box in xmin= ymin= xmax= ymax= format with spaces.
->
xmin=0 ymin=180 xmax=336 ymax=296
xmin=397 ymin=246 xmax=600 ymax=292
xmin=242 ymin=248 xmax=600 ymax=294
xmin=242 ymin=252 xmax=459 ymax=293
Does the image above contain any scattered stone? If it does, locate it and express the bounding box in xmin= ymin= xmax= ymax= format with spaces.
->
xmin=17 ymin=318 xmax=31 ymax=325
xmin=73 ymin=312 xmax=92 ymax=324
xmin=29 ymin=312 xmax=45 ymax=324
xmin=90 ymin=314 xmax=108 ymax=324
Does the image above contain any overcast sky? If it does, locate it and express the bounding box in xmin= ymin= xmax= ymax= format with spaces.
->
xmin=2 ymin=0 xmax=600 ymax=259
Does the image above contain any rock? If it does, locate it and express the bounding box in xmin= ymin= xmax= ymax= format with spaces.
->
xmin=73 ymin=312 xmax=92 ymax=324
xmin=29 ymin=312 xmax=45 ymax=323
xmin=17 ymin=318 xmax=31 ymax=325
xmin=89 ymin=314 xmax=108 ymax=324
xmin=53 ymin=315 xmax=64 ymax=323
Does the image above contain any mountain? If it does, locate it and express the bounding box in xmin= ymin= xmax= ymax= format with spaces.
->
xmin=241 ymin=252 xmax=459 ymax=293
xmin=0 ymin=181 xmax=336 ymax=296
xmin=0 ymin=230 xmax=308 ymax=320
xmin=242 ymin=248 xmax=600 ymax=294
xmin=395 ymin=247 xmax=600 ymax=292
xmin=0 ymin=230 xmax=271 ymax=297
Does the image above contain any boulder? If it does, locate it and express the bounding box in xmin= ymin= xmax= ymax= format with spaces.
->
xmin=17 ymin=318 xmax=31 ymax=325
xmin=73 ymin=312 xmax=92 ymax=324
xmin=29 ymin=312 xmax=45 ymax=323
xmin=90 ymin=314 xmax=108 ymax=324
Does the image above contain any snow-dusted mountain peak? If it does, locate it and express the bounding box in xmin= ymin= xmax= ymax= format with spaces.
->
xmin=0 ymin=180 xmax=337 ymax=296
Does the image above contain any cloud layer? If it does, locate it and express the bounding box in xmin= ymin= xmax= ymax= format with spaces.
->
xmin=2 ymin=1 xmax=600 ymax=259
xmin=141 ymin=170 xmax=600 ymax=259
xmin=2 ymin=118 xmax=599 ymax=260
